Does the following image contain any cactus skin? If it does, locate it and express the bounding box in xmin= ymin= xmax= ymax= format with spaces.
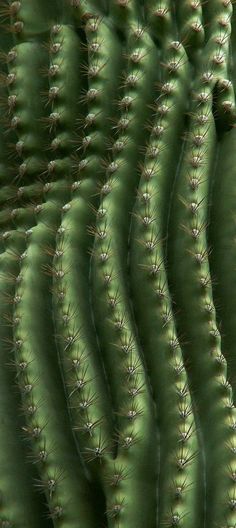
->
xmin=130 ymin=41 xmax=199 ymax=528
xmin=1 ymin=1 xmax=236 ymax=527
xmin=209 ymin=127 xmax=236 ymax=401
xmin=0 ymin=231 xmax=48 ymax=527
xmin=90 ymin=19 xmax=160 ymax=528
xmin=166 ymin=11 xmax=236 ymax=524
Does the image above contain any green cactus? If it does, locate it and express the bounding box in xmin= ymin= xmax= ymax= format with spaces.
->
xmin=1 ymin=1 xmax=236 ymax=527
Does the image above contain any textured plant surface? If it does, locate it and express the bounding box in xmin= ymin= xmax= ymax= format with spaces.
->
xmin=0 ymin=0 xmax=236 ymax=526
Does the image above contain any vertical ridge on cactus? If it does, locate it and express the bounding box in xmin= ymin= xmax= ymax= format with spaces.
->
xmin=1 ymin=1 xmax=236 ymax=527
xmin=129 ymin=40 xmax=199 ymax=528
